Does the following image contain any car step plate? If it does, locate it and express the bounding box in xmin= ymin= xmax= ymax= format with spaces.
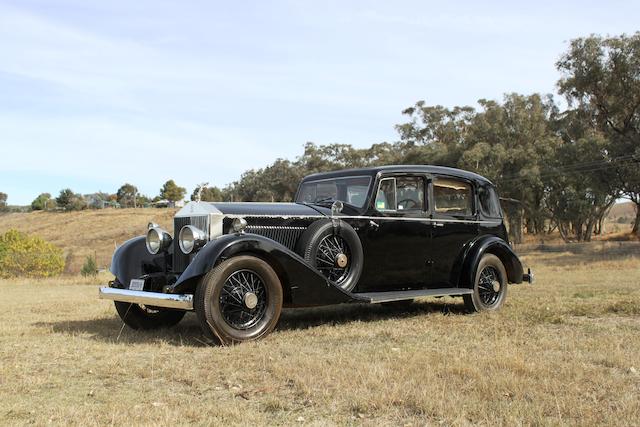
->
xmin=353 ymin=288 xmax=473 ymax=304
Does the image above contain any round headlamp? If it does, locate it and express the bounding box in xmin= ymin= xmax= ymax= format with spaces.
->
xmin=146 ymin=226 xmax=172 ymax=255
xmin=232 ymin=217 xmax=248 ymax=233
xmin=179 ymin=225 xmax=207 ymax=254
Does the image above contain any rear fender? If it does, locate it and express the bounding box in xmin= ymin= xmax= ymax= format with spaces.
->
xmin=170 ymin=233 xmax=355 ymax=307
xmin=459 ymin=236 xmax=524 ymax=288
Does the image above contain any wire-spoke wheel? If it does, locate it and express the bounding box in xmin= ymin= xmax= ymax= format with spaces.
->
xmin=219 ymin=269 xmax=268 ymax=330
xmin=478 ymin=266 xmax=501 ymax=306
xmin=315 ymin=234 xmax=352 ymax=283
xmin=463 ymin=254 xmax=507 ymax=312
xmin=296 ymin=220 xmax=363 ymax=292
xmin=195 ymin=256 xmax=283 ymax=345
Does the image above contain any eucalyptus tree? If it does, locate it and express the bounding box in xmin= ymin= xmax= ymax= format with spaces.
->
xmin=547 ymin=109 xmax=619 ymax=241
xmin=461 ymin=94 xmax=561 ymax=242
xmin=557 ymin=33 xmax=640 ymax=235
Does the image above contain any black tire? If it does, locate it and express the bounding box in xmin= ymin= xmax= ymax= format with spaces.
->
xmin=114 ymin=302 xmax=185 ymax=330
xmin=463 ymin=254 xmax=508 ymax=312
xmin=194 ymin=255 xmax=283 ymax=345
xmin=295 ymin=219 xmax=363 ymax=292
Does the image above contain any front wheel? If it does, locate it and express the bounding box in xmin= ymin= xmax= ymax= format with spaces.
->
xmin=114 ymin=302 xmax=185 ymax=330
xmin=463 ymin=254 xmax=508 ymax=312
xmin=194 ymin=255 xmax=283 ymax=345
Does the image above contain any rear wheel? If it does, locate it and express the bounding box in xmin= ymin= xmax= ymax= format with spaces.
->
xmin=463 ymin=254 xmax=508 ymax=312
xmin=195 ymin=255 xmax=283 ymax=345
xmin=114 ymin=302 xmax=185 ymax=330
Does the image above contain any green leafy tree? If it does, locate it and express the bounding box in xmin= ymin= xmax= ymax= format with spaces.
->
xmin=56 ymin=189 xmax=86 ymax=211
xmin=116 ymin=183 xmax=139 ymax=208
xmin=557 ymin=32 xmax=640 ymax=236
xmin=463 ymin=94 xmax=562 ymax=242
xmin=546 ymin=114 xmax=618 ymax=241
xmin=160 ymin=180 xmax=186 ymax=202
xmin=31 ymin=193 xmax=53 ymax=211
xmin=81 ymin=254 xmax=98 ymax=277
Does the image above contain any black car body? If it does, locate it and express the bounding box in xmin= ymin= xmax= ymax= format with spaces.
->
xmin=100 ymin=165 xmax=533 ymax=343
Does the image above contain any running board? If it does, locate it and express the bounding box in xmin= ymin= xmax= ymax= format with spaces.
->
xmin=352 ymin=288 xmax=472 ymax=304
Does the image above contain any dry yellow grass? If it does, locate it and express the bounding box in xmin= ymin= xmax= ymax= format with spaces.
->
xmin=0 ymin=209 xmax=176 ymax=272
xmin=1 ymin=256 xmax=639 ymax=426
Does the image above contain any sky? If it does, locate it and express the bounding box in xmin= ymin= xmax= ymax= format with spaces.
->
xmin=1 ymin=1 xmax=638 ymax=205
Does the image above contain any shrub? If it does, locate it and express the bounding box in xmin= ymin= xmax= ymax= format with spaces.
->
xmin=0 ymin=229 xmax=65 ymax=278
xmin=81 ymin=254 xmax=98 ymax=277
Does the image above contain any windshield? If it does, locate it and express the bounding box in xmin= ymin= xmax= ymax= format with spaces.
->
xmin=296 ymin=176 xmax=372 ymax=208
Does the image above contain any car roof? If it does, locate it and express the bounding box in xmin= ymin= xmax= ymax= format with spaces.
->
xmin=301 ymin=165 xmax=494 ymax=185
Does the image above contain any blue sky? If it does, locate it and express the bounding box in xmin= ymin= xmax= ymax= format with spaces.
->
xmin=1 ymin=1 xmax=638 ymax=205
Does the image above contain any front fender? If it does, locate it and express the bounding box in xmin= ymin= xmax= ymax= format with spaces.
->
xmin=171 ymin=233 xmax=355 ymax=307
xmin=459 ymin=236 xmax=524 ymax=288
xmin=110 ymin=236 xmax=169 ymax=287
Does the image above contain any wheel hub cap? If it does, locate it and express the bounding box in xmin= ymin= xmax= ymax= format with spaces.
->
xmin=243 ymin=292 xmax=258 ymax=309
xmin=491 ymin=280 xmax=501 ymax=292
xmin=335 ymin=253 xmax=348 ymax=268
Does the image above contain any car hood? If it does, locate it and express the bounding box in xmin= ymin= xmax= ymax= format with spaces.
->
xmin=175 ymin=201 xmax=327 ymax=218
xmin=213 ymin=202 xmax=328 ymax=217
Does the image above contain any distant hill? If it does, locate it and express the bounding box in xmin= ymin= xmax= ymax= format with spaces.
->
xmin=0 ymin=208 xmax=176 ymax=273
xmin=607 ymin=201 xmax=637 ymax=222
xmin=1 ymin=202 xmax=637 ymax=274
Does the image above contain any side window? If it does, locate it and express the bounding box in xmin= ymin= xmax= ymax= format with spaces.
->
xmin=375 ymin=176 xmax=425 ymax=212
xmin=433 ymin=177 xmax=473 ymax=216
xmin=375 ymin=178 xmax=396 ymax=211
xmin=478 ymin=186 xmax=502 ymax=218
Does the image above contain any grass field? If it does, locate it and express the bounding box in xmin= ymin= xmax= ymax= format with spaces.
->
xmin=1 ymin=252 xmax=639 ymax=426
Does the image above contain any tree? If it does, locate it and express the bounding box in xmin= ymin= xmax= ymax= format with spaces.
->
xmin=464 ymin=94 xmax=562 ymax=242
xmin=31 ymin=193 xmax=52 ymax=211
xmin=0 ymin=229 xmax=65 ymax=278
xmin=81 ymin=254 xmax=98 ymax=277
xmin=0 ymin=192 xmax=7 ymax=209
xmin=546 ymin=114 xmax=618 ymax=241
xmin=160 ymin=180 xmax=186 ymax=202
xmin=116 ymin=183 xmax=139 ymax=208
xmin=557 ymin=33 xmax=640 ymax=236
xmin=56 ymin=189 xmax=86 ymax=211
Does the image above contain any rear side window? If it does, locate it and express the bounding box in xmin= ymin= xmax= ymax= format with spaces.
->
xmin=433 ymin=177 xmax=473 ymax=216
xmin=479 ymin=186 xmax=502 ymax=218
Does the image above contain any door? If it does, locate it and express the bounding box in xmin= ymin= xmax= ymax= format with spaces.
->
xmin=427 ymin=176 xmax=479 ymax=287
xmin=357 ymin=174 xmax=431 ymax=292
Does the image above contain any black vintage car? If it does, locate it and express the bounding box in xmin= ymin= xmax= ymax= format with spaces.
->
xmin=100 ymin=165 xmax=533 ymax=344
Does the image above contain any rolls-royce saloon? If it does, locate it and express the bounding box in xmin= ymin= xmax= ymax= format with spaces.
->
xmin=100 ymin=165 xmax=533 ymax=344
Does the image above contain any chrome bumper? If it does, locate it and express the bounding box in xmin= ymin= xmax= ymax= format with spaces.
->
xmin=99 ymin=287 xmax=194 ymax=310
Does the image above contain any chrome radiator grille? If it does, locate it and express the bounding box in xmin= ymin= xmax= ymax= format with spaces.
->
xmin=173 ymin=215 xmax=209 ymax=272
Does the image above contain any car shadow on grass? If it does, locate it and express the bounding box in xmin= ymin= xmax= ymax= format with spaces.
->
xmin=34 ymin=298 xmax=468 ymax=347
xmin=277 ymin=298 xmax=468 ymax=331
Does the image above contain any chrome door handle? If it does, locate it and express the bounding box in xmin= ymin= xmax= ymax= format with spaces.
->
xmin=369 ymin=220 xmax=379 ymax=230
xmin=433 ymin=222 xmax=444 ymax=227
